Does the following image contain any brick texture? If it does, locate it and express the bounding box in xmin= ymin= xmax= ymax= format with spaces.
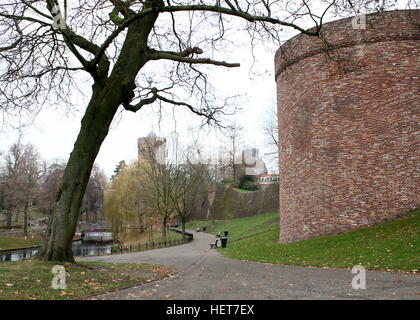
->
xmin=274 ymin=10 xmax=420 ymax=242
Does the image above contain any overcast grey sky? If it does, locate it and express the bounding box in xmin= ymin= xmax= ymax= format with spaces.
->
xmin=0 ymin=42 xmax=278 ymax=176
xmin=0 ymin=23 xmax=281 ymax=177
xmin=0 ymin=1 xmax=413 ymax=177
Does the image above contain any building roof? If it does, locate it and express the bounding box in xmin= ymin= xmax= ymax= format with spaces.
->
xmin=258 ymin=174 xmax=279 ymax=178
xmin=147 ymin=129 xmax=157 ymax=138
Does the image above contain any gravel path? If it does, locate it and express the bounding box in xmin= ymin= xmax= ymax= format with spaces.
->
xmin=79 ymin=231 xmax=419 ymax=300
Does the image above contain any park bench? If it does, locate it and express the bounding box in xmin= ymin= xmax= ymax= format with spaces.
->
xmin=209 ymin=239 xmax=219 ymax=249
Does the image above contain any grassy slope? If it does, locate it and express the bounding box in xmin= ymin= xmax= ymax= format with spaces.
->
xmin=0 ymin=260 xmax=172 ymax=300
xmin=189 ymin=210 xmax=419 ymax=272
xmin=232 ymin=187 xmax=257 ymax=193
xmin=186 ymin=212 xmax=278 ymax=241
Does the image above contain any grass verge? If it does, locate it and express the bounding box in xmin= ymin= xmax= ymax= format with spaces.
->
xmin=186 ymin=212 xmax=278 ymax=241
xmin=189 ymin=210 xmax=419 ymax=273
xmin=232 ymin=187 xmax=257 ymax=193
xmin=0 ymin=235 xmax=44 ymax=251
xmin=0 ymin=259 xmax=172 ymax=300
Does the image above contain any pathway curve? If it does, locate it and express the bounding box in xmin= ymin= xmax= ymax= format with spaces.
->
xmin=79 ymin=231 xmax=419 ymax=300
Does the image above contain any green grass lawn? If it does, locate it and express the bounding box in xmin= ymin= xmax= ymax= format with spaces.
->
xmin=0 ymin=208 xmax=47 ymax=231
xmin=189 ymin=210 xmax=420 ymax=273
xmin=232 ymin=187 xmax=257 ymax=193
xmin=0 ymin=235 xmax=44 ymax=251
xmin=186 ymin=212 xmax=278 ymax=241
xmin=0 ymin=260 xmax=173 ymax=300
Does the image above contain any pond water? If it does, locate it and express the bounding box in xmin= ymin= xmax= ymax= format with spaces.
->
xmin=0 ymin=247 xmax=39 ymax=262
xmin=0 ymin=229 xmax=181 ymax=262
xmin=0 ymin=240 xmax=112 ymax=262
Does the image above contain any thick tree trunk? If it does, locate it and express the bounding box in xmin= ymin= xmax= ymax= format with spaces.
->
xmin=37 ymin=7 xmax=160 ymax=262
xmin=37 ymin=83 xmax=121 ymax=262
xmin=181 ymin=220 xmax=186 ymax=240
xmin=162 ymin=219 xmax=167 ymax=240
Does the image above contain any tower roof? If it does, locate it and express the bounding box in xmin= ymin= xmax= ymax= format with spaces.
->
xmin=147 ymin=129 xmax=157 ymax=138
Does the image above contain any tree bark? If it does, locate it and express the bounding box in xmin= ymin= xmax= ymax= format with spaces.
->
xmin=5 ymin=212 xmax=12 ymax=229
xmin=181 ymin=219 xmax=186 ymax=240
xmin=37 ymin=84 xmax=120 ymax=261
xmin=37 ymin=10 xmax=160 ymax=262
xmin=23 ymin=201 xmax=28 ymax=236
xmin=162 ymin=218 xmax=167 ymax=240
xmin=14 ymin=208 xmax=20 ymax=223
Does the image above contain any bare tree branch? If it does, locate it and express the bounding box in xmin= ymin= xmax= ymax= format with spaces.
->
xmin=0 ymin=21 xmax=22 ymax=52
xmin=147 ymin=47 xmax=240 ymax=67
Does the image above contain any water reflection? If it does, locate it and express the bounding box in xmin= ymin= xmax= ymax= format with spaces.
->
xmin=0 ymin=240 xmax=112 ymax=262
xmin=0 ymin=229 xmax=179 ymax=262
xmin=0 ymin=248 xmax=39 ymax=262
xmin=72 ymin=240 xmax=112 ymax=257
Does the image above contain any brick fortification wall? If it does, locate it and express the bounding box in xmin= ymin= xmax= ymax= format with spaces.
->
xmin=275 ymin=10 xmax=420 ymax=242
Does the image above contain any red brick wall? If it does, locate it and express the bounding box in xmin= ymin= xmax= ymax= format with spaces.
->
xmin=275 ymin=10 xmax=420 ymax=242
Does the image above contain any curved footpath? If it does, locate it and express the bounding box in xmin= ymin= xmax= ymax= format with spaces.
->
xmin=79 ymin=231 xmax=419 ymax=300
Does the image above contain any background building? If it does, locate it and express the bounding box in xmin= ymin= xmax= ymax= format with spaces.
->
xmin=137 ymin=130 xmax=167 ymax=163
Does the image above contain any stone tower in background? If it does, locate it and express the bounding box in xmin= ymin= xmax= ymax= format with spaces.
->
xmin=137 ymin=130 xmax=166 ymax=164
xmin=275 ymin=10 xmax=420 ymax=243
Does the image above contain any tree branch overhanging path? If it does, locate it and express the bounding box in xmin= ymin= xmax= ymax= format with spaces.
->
xmin=0 ymin=0 xmax=395 ymax=261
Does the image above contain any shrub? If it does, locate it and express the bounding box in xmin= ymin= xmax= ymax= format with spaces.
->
xmin=241 ymin=180 xmax=259 ymax=191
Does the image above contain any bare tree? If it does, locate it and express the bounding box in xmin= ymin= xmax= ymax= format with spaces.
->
xmin=0 ymin=174 xmax=5 ymax=229
xmin=261 ymin=104 xmax=279 ymax=172
xmin=141 ymin=137 xmax=177 ymax=240
xmin=37 ymin=161 xmax=107 ymax=223
xmin=0 ymin=139 xmax=41 ymax=234
xmin=81 ymin=164 xmax=107 ymax=222
xmin=223 ymin=120 xmax=244 ymax=182
xmin=36 ymin=162 xmax=66 ymax=217
xmin=20 ymin=144 xmax=42 ymax=236
xmin=0 ymin=0 xmax=400 ymax=261
xmin=172 ymin=158 xmax=208 ymax=239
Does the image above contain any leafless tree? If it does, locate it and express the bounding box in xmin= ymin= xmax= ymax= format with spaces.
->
xmin=223 ymin=120 xmax=244 ymax=182
xmin=36 ymin=161 xmax=66 ymax=217
xmin=0 ymin=0 xmax=402 ymax=261
xmin=19 ymin=144 xmax=42 ymax=235
xmin=37 ymin=161 xmax=107 ymax=222
xmin=261 ymin=104 xmax=279 ymax=172
xmin=172 ymin=154 xmax=208 ymax=239
xmin=140 ymin=136 xmax=178 ymax=240
xmin=0 ymin=139 xmax=41 ymax=234
xmin=81 ymin=164 xmax=107 ymax=221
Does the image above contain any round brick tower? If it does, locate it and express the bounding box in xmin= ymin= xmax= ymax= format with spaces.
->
xmin=275 ymin=10 xmax=420 ymax=242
